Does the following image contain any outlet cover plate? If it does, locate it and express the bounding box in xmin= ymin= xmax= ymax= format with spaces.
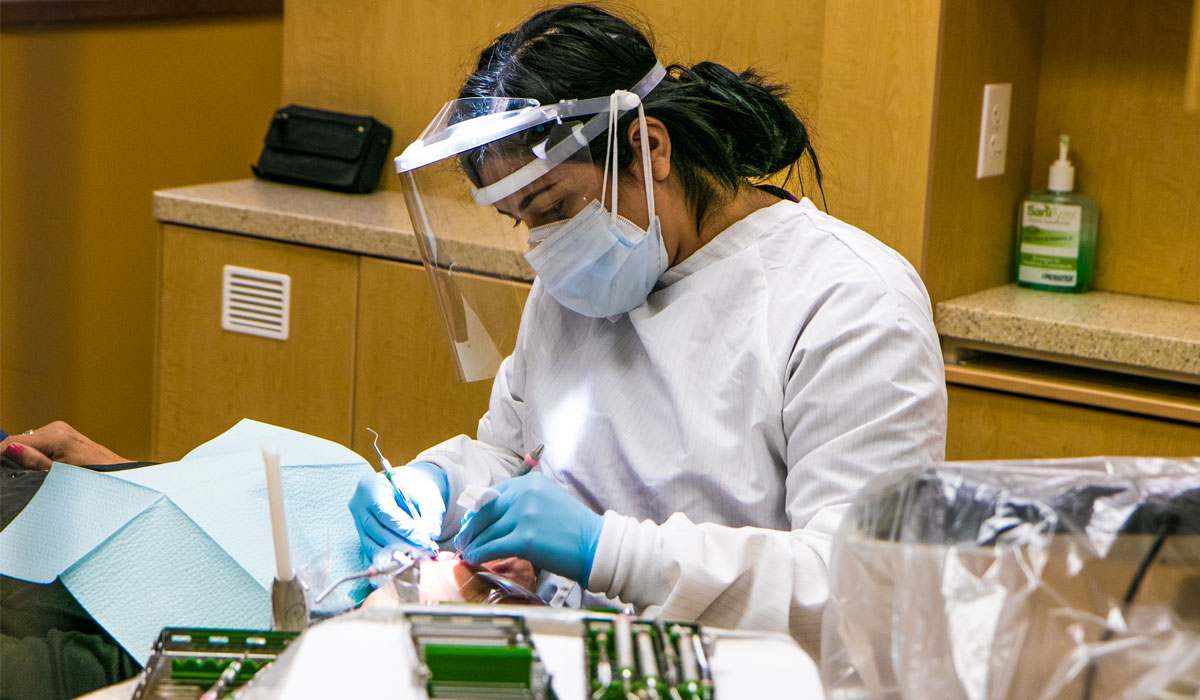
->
xmin=976 ymin=83 xmax=1012 ymax=178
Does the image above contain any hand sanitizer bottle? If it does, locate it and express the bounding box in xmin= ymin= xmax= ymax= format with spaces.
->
xmin=1016 ymin=135 xmax=1099 ymax=292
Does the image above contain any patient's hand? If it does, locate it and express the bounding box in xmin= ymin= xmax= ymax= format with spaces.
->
xmin=0 ymin=421 xmax=128 ymax=471
xmin=479 ymin=557 xmax=536 ymax=589
xmin=449 ymin=556 xmax=538 ymax=603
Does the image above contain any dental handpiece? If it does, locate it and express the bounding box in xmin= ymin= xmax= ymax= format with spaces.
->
xmin=654 ymin=619 xmax=681 ymax=688
xmin=614 ymin=614 xmax=637 ymax=696
xmin=592 ymin=630 xmax=614 ymax=700
xmin=315 ymin=552 xmax=418 ymax=603
xmin=198 ymin=654 xmax=244 ymax=700
xmin=518 ymin=443 xmax=544 ymax=475
xmin=636 ymin=628 xmax=664 ymax=700
xmin=690 ymin=632 xmax=714 ymax=696
xmin=674 ymin=626 xmax=701 ymax=688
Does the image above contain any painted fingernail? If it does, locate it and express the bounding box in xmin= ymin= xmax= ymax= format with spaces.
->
xmin=5 ymin=442 xmax=24 ymax=457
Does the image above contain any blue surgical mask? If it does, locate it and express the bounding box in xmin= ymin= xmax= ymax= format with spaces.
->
xmin=523 ymin=91 xmax=667 ymax=318
xmin=525 ymin=200 xmax=667 ymax=318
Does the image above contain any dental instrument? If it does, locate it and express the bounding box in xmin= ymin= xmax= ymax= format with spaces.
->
xmin=315 ymin=547 xmax=420 ymax=603
xmin=366 ymin=428 xmax=428 ymax=549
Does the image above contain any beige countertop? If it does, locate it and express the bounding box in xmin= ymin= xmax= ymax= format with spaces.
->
xmin=155 ymin=182 xmax=1198 ymax=381
xmin=936 ymin=284 xmax=1200 ymax=381
xmin=152 ymin=179 xmax=534 ymax=281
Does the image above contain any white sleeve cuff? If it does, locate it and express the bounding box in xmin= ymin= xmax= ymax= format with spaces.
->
xmin=588 ymin=509 xmax=836 ymax=653
xmin=587 ymin=511 xmax=673 ymax=609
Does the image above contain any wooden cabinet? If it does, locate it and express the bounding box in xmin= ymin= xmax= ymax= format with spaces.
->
xmin=352 ymin=257 xmax=529 ymax=463
xmin=153 ymin=225 xmax=529 ymax=463
xmin=947 ymin=385 xmax=1200 ymax=460
xmin=155 ymin=225 xmax=358 ymax=460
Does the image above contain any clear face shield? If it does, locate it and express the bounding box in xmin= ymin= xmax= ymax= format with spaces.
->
xmin=394 ymin=63 xmax=666 ymax=382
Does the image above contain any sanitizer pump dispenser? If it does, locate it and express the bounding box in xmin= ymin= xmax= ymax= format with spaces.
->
xmin=1016 ymin=135 xmax=1099 ymax=293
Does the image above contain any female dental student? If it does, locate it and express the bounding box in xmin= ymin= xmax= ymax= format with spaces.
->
xmin=349 ymin=3 xmax=946 ymax=652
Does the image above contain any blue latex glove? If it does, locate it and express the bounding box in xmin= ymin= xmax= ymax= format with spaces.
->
xmin=349 ymin=461 xmax=448 ymax=558
xmin=454 ymin=472 xmax=602 ymax=586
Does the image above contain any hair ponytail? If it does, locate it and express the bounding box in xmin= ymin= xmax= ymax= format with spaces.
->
xmin=460 ymin=3 xmax=823 ymax=225
xmin=646 ymin=61 xmax=823 ymax=220
xmin=673 ymin=62 xmax=819 ymax=180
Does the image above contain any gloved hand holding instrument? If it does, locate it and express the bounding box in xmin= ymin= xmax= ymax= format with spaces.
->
xmin=455 ymin=471 xmax=603 ymax=587
xmin=348 ymin=429 xmax=449 ymax=557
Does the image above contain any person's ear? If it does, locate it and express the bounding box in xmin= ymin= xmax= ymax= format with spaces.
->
xmin=627 ymin=116 xmax=672 ymax=182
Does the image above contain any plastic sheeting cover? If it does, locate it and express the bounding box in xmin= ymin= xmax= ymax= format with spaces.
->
xmin=821 ymin=457 xmax=1200 ymax=700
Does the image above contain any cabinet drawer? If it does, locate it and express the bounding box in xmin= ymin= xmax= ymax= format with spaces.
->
xmin=154 ymin=225 xmax=358 ymax=460
xmin=352 ymin=257 xmax=530 ymax=463
xmin=947 ymin=384 xmax=1200 ymax=460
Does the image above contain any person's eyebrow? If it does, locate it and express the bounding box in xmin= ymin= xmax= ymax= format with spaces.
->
xmin=496 ymin=181 xmax=557 ymax=220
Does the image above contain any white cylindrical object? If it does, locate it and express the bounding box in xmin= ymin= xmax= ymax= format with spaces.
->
xmin=636 ymin=629 xmax=660 ymax=679
xmin=615 ymin=614 xmax=635 ymax=670
xmin=262 ymin=442 xmax=293 ymax=581
xmin=677 ymin=629 xmax=700 ymax=682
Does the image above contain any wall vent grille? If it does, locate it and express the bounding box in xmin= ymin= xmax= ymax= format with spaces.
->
xmin=221 ymin=265 xmax=290 ymax=341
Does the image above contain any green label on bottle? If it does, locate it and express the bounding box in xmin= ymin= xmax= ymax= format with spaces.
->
xmin=1019 ymin=253 xmax=1076 ymax=270
xmin=1019 ymin=202 xmax=1083 ymax=286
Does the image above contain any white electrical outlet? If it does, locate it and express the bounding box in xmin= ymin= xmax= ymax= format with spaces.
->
xmin=976 ymin=83 xmax=1012 ymax=178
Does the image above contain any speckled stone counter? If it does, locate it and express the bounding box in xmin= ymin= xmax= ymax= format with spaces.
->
xmin=152 ymin=179 xmax=534 ymax=281
xmin=153 ymin=183 xmax=1200 ymax=381
xmin=936 ymin=284 xmax=1200 ymax=380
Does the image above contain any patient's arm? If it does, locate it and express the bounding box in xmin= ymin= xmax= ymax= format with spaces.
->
xmin=1 ymin=421 xmax=128 ymax=471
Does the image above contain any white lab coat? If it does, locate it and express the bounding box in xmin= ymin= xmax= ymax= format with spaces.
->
xmin=415 ymin=198 xmax=947 ymax=655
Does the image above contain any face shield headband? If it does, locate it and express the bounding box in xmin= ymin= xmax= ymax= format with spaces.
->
xmin=393 ymin=61 xmax=667 ymax=200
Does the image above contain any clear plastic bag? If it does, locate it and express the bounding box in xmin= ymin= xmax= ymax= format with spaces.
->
xmin=821 ymin=457 xmax=1200 ymax=700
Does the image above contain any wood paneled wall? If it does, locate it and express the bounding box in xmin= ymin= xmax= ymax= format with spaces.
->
xmin=1 ymin=17 xmax=282 ymax=460
xmin=282 ymin=0 xmax=1199 ymax=305
xmin=282 ymin=0 xmax=825 ymax=181
xmin=1035 ymin=0 xmax=1200 ymax=304
xmin=924 ymin=0 xmax=1046 ymax=304
xmin=280 ymin=0 xmax=940 ymax=267
xmin=816 ymin=0 xmax=942 ymax=269
xmin=925 ymin=0 xmax=1199 ymax=306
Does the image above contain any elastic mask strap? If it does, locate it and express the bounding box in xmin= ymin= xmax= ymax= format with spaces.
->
xmin=601 ymin=91 xmax=652 ymax=226
xmin=601 ymin=93 xmax=612 ymax=216
xmin=605 ymin=92 xmax=621 ymax=224
xmin=637 ymin=102 xmax=653 ymax=223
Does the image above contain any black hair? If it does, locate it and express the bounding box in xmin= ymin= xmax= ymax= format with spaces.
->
xmin=458 ymin=3 xmax=823 ymax=226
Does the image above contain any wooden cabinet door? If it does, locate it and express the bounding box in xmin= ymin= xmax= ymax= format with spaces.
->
xmin=353 ymin=257 xmax=530 ymax=464
xmin=154 ymin=225 xmax=358 ymax=461
xmin=947 ymin=385 xmax=1200 ymax=460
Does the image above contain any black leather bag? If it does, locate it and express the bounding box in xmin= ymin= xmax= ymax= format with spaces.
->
xmin=252 ymin=104 xmax=393 ymax=194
